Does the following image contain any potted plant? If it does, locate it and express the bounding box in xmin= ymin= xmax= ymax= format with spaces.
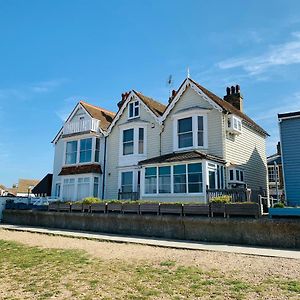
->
xmin=269 ymin=203 xmax=300 ymax=218
xmin=210 ymin=196 xmax=231 ymax=217
xmin=225 ymin=202 xmax=262 ymax=218
xmin=122 ymin=201 xmax=140 ymax=214
xmin=183 ymin=203 xmax=210 ymax=217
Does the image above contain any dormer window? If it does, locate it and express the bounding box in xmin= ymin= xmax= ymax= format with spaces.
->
xmin=227 ymin=115 xmax=242 ymax=134
xmin=128 ymin=101 xmax=139 ymax=119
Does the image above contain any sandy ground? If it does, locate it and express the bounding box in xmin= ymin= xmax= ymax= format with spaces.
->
xmin=0 ymin=228 xmax=299 ymax=283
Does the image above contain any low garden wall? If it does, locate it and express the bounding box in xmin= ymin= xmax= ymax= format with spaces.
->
xmin=2 ymin=210 xmax=300 ymax=249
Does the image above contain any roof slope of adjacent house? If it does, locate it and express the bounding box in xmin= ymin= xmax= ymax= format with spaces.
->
xmin=133 ymin=91 xmax=166 ymax=117
xmin=17 ymin=179 xmax=40 ymax=194
xmin=80 ymin=101 xmax=116 ymax=131
xmin=164 ymin=78 xmax=268 ymax=136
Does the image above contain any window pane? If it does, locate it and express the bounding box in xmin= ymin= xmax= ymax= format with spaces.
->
xmin=129 ymin=103 xmax=133 ymax=118
xmin=198 ymin=116 xmax=203 ymax=130
xmin=188 ymin=163 xmax=202 ymax=193
xmin=179 ymin=132 xmax=193 ymax=148
xmin=159 ymin=166 xmax=171 ymax=194
xmin=145 ymin=167 xmax=157 ymax=194
xmin=95 ymin=138 xmax=100 ymax=162
xmin=121 ymin=172 xmax=133 ymax=193
xmin=240 ymin=171 xmax=244 ymax=182
xmin=66 ymin=141 xmax=77 ymax=164
xmin=178 ymin=117 xmax=192 ymax=133
xmin=80 ymin=138 xmax=92 ymax=163
xmin=123 ymin=129 xmax=134 ymax=142
xmin=229 ymin=170 xmax=234 ymax=180
xmin=174 ymin=165 xmax=186 ymax=174
xmin=138 ymin=128 xmax=144 ymax=154
xmin=236 ymin=170 xmax=240 ymax=181
xmin=123 ymin=142 xmax=134 ymax=155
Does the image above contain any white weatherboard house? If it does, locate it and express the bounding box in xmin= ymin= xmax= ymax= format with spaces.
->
xmin=52 ymin=77 xmax=269 ymax=202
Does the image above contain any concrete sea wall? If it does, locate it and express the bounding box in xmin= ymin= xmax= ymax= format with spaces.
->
xmin=2 ymin=210 xmax=300 ymax=249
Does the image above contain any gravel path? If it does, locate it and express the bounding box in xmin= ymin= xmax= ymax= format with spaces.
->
xmin=0 ymin=228 xmax=299 ymax=283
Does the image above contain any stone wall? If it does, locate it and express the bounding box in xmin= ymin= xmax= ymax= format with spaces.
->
xmin=2 ymin=210 xmax=300 ymax=249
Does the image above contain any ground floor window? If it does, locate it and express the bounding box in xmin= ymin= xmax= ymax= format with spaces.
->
xmin=121 ymin=171 xmax=133 ymax=193
xmin=77 ymin=177 xmax=90 ymax=200
xmin=62 ymin=178 xmax=75 ymax=201
xmin=144 ymin=162 xmax=203 ymax=195
xmin=61 ymin=176 xmax=100 ymax=201
xmin=55 ymin=183 xmax=61 ymax=198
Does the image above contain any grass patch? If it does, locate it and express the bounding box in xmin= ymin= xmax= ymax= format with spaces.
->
xmin=0 ymin=239 xmax=299 ymax=299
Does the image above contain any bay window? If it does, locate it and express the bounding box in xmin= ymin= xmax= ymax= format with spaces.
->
xmin=174 ymin=113 xmax=207 ymax=150
xmin=80 ymin=138 xmax=92 ymax=163
xmin=95 ymin=138 xmax=100 ymax=162
xmin=138 ymin=128 xmax=144 ymax=154
xmin=93 ymin=177 xmax=99 ymax=197
xmin=121 ymin=126 xmax=146 ymax=157
xmin=228 ymin=167 xmax=244 ymax=183
xmin=144 ymin=162 xmax=203 ymax=195
xmin=65 ymin=141 xmax=78 ymax=164
xmin=77 ymin=177 xmax=90 ymax=200
xmin=62 ymin=178 xmax=75 ymax=200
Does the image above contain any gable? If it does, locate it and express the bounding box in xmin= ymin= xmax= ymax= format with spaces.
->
xmin=69 ymin=107 xmax=90 ymax=123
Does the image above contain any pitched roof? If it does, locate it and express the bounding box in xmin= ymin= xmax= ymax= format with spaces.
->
xmin=80 ymin=101 xmax=116 ymax=131
xmin=0 ymin=184 xmax=6 ymax=190
xmin=134 ymin=91 xmax=166 ymax=116
xmin=17 ymin=179 xmax=40 ymax=194
xmin=59 ymin=164 xmax=102 ymax=176
xmin=138 ymin=150 xmax=225 ymax=165
xmin=278 ymin=110 xmax=300 ymax=119
xmin=189 ymin=79 xmax=269 ymax=136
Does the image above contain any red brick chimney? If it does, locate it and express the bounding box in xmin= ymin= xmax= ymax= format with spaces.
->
xmin=117 ymin=92 xmax=130 ymax=109
xmin=223 ymin=85 xmax=243 ymax=111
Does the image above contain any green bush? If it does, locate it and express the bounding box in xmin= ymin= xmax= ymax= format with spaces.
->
xmin=210 ymin=195 xmax=231 ymax=203
xmin=273 ymin=202 xmax=285 ymax=208
xmin=80 ymin=198 xmax=102 ymax=204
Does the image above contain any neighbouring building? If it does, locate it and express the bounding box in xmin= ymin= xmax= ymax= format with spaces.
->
xmin=278 ymin=111 xmax=300 ymax=206
xmin=0 ymin=184 xmax=6 ymax=196
xmin=267 ymin=142 xmax=284 ymax=200
xmin=3 ymin=179 xmax=40 ymax=197
xmin=52 ymin=77 xmax=269 ymax=202
xmin=32 ymin=174 xmax=53 ymax=197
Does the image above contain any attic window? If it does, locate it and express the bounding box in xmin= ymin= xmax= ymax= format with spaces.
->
xmin=227 ymin=115 xmax=242 ymax=135
xmin=128 ymin=101 xmax=139 ymax=119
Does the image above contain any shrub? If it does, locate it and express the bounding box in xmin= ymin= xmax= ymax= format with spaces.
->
xmin=210 ymin=195 xmax=231 ymax=203
xmin=81 ymin=197 xmax=102 ymax=204
xmin=273 ymin=202 xmax=285 ymax=208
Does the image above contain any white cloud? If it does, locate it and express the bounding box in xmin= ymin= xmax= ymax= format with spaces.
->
xmin=217 ymin=32 xmax=300 ymax=75
xmin=0 ymin=78 xmax=68 ymax=100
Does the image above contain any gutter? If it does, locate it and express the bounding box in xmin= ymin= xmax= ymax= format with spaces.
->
xmin=102 ymin=136 xmax=107 ymax=200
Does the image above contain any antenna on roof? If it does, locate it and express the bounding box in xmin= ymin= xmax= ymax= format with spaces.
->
xmin=166 ymin=74 xmax=173 ymax=98
xmin=187 ymin=67 xmax=190 ymax=78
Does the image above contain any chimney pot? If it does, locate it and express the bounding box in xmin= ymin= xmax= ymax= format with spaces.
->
xmin=226 ymin=87 xmax=231 ymax=95
xmin=231 ymin=86 xmax=235 ymax=94
xmin=223 ymin=84 xmax=243 ymax=111
xmin=236 ymin=85 xmax=240 ymax=93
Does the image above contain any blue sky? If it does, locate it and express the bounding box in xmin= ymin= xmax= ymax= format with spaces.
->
xmin=1 ymin=0 xmax=300 ymax=187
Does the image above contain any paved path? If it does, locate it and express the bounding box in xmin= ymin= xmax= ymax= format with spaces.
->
xmin=0 ymin=224 xmax=299 ymax=259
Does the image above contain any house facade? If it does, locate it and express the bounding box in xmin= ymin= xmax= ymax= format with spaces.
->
xmin=52 ymin=77 xmax=269 ymax=203
xmin=51 ymin=101 xmax=115 ymax=201
xmin=267 ymin=142 xmax=284 ymax=200
xmin=278 ymin=111 xmax=300 ymax=206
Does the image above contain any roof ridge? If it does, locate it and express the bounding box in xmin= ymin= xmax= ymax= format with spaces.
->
xmin=133 ymin=90 xmax=166 ymax=107
xmin=80 ymin=100 xmax=116 ymax=116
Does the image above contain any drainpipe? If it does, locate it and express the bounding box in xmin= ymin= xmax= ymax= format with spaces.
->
xmin=159 ymin=123 xmax=164 ymax=156
xmin=102 ymin=135 xmax=107 ymax=200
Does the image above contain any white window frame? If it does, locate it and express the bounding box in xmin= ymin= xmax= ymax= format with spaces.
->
xmin=118 ymin=169 xmax=139 ymax=193
xmin=119 ymin=123 xmax=147 ymax=165
xmin=128 ymin=101 xmax=140 ymax=119
xmin=63 ymin=136 xmax=100 ymax=166
xmin=227 ymin=115 xmax=242 ymax=135
xmin=227 ymin=167 xmax=245 ymax=184
xmin=141 ymin=161 xmax=205 ymax=197
xmin=172 ymin=110 xmax=208 ymax=151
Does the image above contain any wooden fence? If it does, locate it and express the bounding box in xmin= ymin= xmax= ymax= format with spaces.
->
xmin=206 ymin=188 xmax=251 ymax=202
